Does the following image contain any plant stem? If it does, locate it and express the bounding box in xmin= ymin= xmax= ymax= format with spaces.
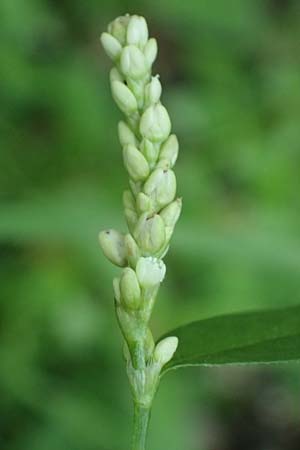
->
xmin=131 ymin=403 xmax=151 ymax=450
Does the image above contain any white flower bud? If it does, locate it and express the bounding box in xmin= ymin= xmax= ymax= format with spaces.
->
xmin=159 ymin=134 xmax=179 ymax=168
xmin=140 ymin=104 xmax=171 ymax=142
xmin=120 ymin=267 xmax=141 ymax=309
xmin=124 ymin=233 xmax=140 ymax=267
xmin=127 ymin=15 xmax=148 ymax=47
xmin=154 ymin=336 xmax=179 ymax=366
xmin=134 ymin=213 xmax=166 ymax=254
xmin=108 ymin=15 xmax=130 ymax=45
xmin=113 ymin=277 xmax=121 ymax=303
xmin=144 ymin=38 xmax=158 ymax=67
xmin=111 ymin=81 xmax=138 ymax=115
xmin=110 ymin=67 xmax=123 ymax=83
xmin=144 ymin=76 xmax=162 ymax=106
xmin=120 ymin=45 xmax=147 ymax=80
xmin=99 ymin=229 xmax=127 ymax=267
xmin=123 ymin=144 xmax=150 ymax=181
xmin=118 ymin=121 xmax=138 ymax=147
xmin=136 ymin=192 xmax=152 ymax=213
xmin=160 ymin=198 xmax=182 ymax=228
xmin=100 ymin=32 xmax=122 ymax=60
xmin=136 ymin=257 xmax=166 ymax=288
xmin=140 ymin=139 xmax=159 ymax=165
xmin=143 ymin=168 xmax=176 ymax=210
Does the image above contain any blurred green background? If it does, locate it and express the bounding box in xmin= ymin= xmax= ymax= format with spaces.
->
xmin=1 ymin=0 xmax=300 ymax=449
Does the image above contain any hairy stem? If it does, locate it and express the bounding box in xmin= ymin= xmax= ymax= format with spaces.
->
xmin=132 ymin=403 xmax=151 ymax=450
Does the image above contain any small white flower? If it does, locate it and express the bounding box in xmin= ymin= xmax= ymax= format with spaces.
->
xmin=136 ymin=256 xmax=166 ymax=288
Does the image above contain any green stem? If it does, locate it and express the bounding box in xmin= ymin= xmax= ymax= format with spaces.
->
xmin=131 ymin=403 xmax=151 ymax=450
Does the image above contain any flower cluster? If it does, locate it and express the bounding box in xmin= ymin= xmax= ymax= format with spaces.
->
xmin=99 ymin=15 xmax=181 ymax=383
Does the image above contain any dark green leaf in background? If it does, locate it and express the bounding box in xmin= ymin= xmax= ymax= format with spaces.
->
xmin=162 ymin=304 xmax=300 ymax=373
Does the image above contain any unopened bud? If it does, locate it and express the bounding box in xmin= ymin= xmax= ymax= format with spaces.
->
xmin=124 ymin=208 xmax=138 ymax=233
xmin=136 ymin=192 xmax=152 ymax=213
xmin=120 ymin=268 xmax=141 ymax=309
xmin=140 ymin=104 xmax=171 ymax=142
xmin=123 ymin=189 xmax=136 ymax=212
xmin=123 ymin=144 xmax=150 ymax=181
xmin=160 ymin=198 xmax=182 ymax=228
xmin=118 ymin=121 xmax=138 ymax=147
xmin=110 ymin=67 xmax=123 ymax=83
xmin=111 ymin=80 xmax=138 ymax=115
xmin=120 ymin=45 xmax=147 ymax=80
xmin=100 ymin=32 xmax=122 ymax=60
xmin=136 ymin=256 xmax=166 ymax=288
xmin=144 ymin=328 xmax=155 ymax=360
xmin=127 ymin=15 xmax=148 ymax=47
xmin=124 ymin=233 xmax=140 ymax=267
xmin=140 ymin=139 xmax=159 ymax=165
xmin=99 ymin=229 xmax=127 ymax=267
xmin=159 ymin=134 xmax=179 ymax=168
xmin=144 ymin=38 xmax=158 ymax=67
xmin=144 ymin=76 xmax=162 ymax=106
xmin=108 ymin=15 xmax=130 ymax=45
xmin=134 ymin=213 xmax=166 ymax=254
xmin=113 ymin=277 xmax=121 ymax=303
xmin=143 ymin=168 xmax=176 ymax=210
xmin=154 ymin=336 xmax=178 ymax=366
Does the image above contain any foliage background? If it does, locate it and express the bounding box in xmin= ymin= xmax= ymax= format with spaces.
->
xmin=1 ymin=0 xmax=300 ymax=449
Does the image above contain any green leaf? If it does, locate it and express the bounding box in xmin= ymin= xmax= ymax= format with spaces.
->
xmin=161 ymin=304 xmax=300 ymax=374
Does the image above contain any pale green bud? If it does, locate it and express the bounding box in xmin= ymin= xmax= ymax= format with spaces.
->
xmin=111 ymin=81 xmax=138 ymax=115
xmin=123 ymin=189 xmax=136 ymax=211
xmin=144 ymin=76 xmax=162 ymax=106
xmin=140 ymin=139 xmax=159 ymax=165
xmin=110 ymin=67 xmax=124 ymax=83
xmin=113 ymin=277 xmax=121 ymax=303
xmin=136 ymin=192 xmax=152 ymax=213
xmin=124 ymin=233 xmax=140 ymax=267
xmin=129 ymin=179 xmax=142 ymax=196
xmin=154 ymin=336 xmax=178 ymax=366
xmin=124 ymin=209 xmax=138 ymax=233
xmin=123 ymin=341 xmax=131 ymax=362
xmin=108 ymin=15 xmax=130 ymax=45
xmin=99 ymin=229 xmax=127 ymax=267
xmin=123 ymin=144 xmax=150 ymax=181
xmin=134 ymin=213 xmax=166 ymax=254
xmin=159 ymin=134 xmax=179 ymax=168
xmin=100 ymin=32 xmax=122 ymax=61
xmin=144 ymin=38 xmax=158 ymax=67
xmin=120 ymin=45 xmax=147 ymax=80
xmin=120 ymin=268 xmax=141 ymax=309
xmin=127 ymin=15 xmax=149 ymax=47
xmin=136 ymin=256 xmax=166 ymax=288
xmin=143 ymin=168 xmax=176 ymax=210
xmin=118 ymin=121 xmax=138 ymax=147
xmin=140 ymin=104 xmax=171 ymax=142
xmin=160 ymin=198 xmax=182 ymax=228
xmin=144 ymin=328 xmax=155 ymax=360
